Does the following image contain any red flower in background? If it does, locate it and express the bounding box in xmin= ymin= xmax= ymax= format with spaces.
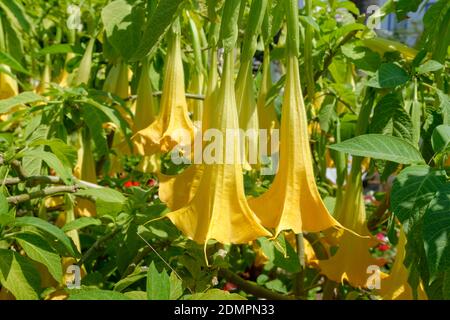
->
xmin=147 ymin=179 xmax=157 ymax=187
xmin=223 ymin=282 xmax=237 ymax=291
xmin=377 ymin=244 xmax=390 ymax=252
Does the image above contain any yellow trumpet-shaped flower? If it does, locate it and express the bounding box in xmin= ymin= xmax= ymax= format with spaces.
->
xmin=362 ymin=38 xmax=418 ymax=62
xmin=165 ymin=51 xmax=271 ymax=244
xmin=131 ymin=60 xmax=161 ymax=174
xmin=158 ymin=44 xmax=220 ymax=210
xmin=248 ymin=54 xmax=341 ymax=236
xmin=133 ymin=26 xmax=194 ymax=156
xmin=378 ymin=229 xmax=427 ymax=300
xmin=319 ymin=169 xmax=385 ymax=288
xmin=58 ymin=52 xmax=76 ymax=87
xmin=74 ymin=132 xmax=97 ymax=217
xmin=257 ymin=49 xmax=279 ymax=156
xmin=73 ymin=37 xmax=96 ymax=86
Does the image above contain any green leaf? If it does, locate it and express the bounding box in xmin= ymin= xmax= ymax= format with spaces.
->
xmin=68 ymin=288 xmax=131 ymax=300
xmin=328 ymin=134 xmax=424 ymax=164
xmin=114 ymin=271 xmax=147 ymax=292
xmin=436 ymin=89 xmax=450 ymax=125
xmin=369 ymin=93 xmax=412 ymax=141
xmin=183 ymin=289 xmax=246 ymax=300
xmin=15 ymin=233 xmax=62 ymax=283
xmin=61 ymin=217 xmax=102 ymax=232
xmin=0 ymin=0 xmax=32 ymax=33
xmin=0 ymin=193 xmax=13 ymax=226
xmin=431 ymin=124 xmax=450 ymax=154
xmin=101 ymin=0 xmax=145 ymax=61
xmin=131 ymin=0 xmax=185 ymax=61
xmin=299 ymin=16 xmax=320 ymax=32
xmin=123 ymin=291 xmax=147 ymax=300
xmin=14 ymin=217 xmax=77 ymax=257
xmin=0 ymin=92 xmax=44 ymax=114
xmin=30 ymin=139 xmax=77 ymax=170
xmin=341 ymin=42 xmax=381 ymax=73
xmin=21 ymin=149 xmax=73 ymax=184
xmin=219 ymin=0 xmax=241 ymax=52
xmin=423 ymin=183 xmax=450 ymax=277
xmin=257 ymin=237 xmax=300 ymax=273
xmin=0 ymin=51 xmax=30 ymax=75
xmin=0 ymin=249 xmax=40 ymax=300
xmin=169 ymin=271 xmax=183 ymax=300
xmin=391 ymin=165 xmax=447 ymax=227
xmin=76 ymin=188 xmax=126 ymax=217
xmin=395 ymin=0 xmax=423 ymax=21
xmin=38 ymin=44 xmax=74 ymax=56
xmin=318 ymin=96 xmax=336 ymax=132
xmin=80 ymin=105 xmax=109 ymax=157
xmin=416 ymin=60 xmax=444 ymax=74
xmin=368 ymin=63 xmax=410 ymax=88
xmin=146 ymin=261 xmax=170 ymax=300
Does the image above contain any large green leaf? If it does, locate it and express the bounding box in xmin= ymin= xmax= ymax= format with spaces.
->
xmin=328 ymin=134 xmax=424 ymax=164
xmin=0 ymin=249 xmax=40 ymax=300
xmin=391 ymin=165 xmax=447 ymax=228
xmin=80 ymin=105 xmax=109 ymax=157
xmin=431 ymin=124 xmax=450 ymax=153
xmin=15 ymin=233 xmax=63 ymax=283
xmin=395 ymin=0 xmax=423 ymax=21
xmin=101 ymin=0 xmax=145 ymax=61
xmin=0 ymin=193 xmax=13 ymax=226
xmin=61 ymin=217 xmax=102 ymax=232
xmin=14 ymin=217 xmax=78 ymax=257
xmin=146 ymin=261 xmax=170 ymax=300
xmin=0 ymin=92 xmax=44 ymax=114
xmin=21 ymin=149 xmax=73 ymax=184
xmin=369 ymin=93 xmax=413 ymax=140
xmin=0 ymin=0 xmax=31 ymax=33
xmin=423 ymin=184 xmax=450 ymax=277
xmin=436 ymin=89 xmax=450 ymax=125
xmin=0 ymin=51 xmax=30 ymax=75
xmin=131 ymin=0 xmax=185 ymax=61
xmin=76 ymin=187 xmax=126 ymax=217
xmin=30 ymin=139 xmax=77 ymax=170
xmin=368 ymin=63 xmax=410 ymax=88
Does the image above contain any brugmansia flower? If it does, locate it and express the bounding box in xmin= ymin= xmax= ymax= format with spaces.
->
xmin=164 ymin=51 xmax=271 ymax=244
xmin=256 ymin=49 xmax=279 ymax=156
xmin=248 ymin=49 xmax=341 ymax=236
xmin=319 ymin=168 xmax=385 ymax=288
xmin=158 ymin=37 xmax=220 ymax=210
xmin=362 ymin=38 xmax=418 ymax=62
xmin=235 ymin=0 xmax=268 ymax=170
xmin=73 ymin=37 xmax=96 ymax=86
xmin=377 ymin=229 xmax=427 ymax=300
xmin=103 ymin=60 xmax=130 ymax=100
xmin=74 ymin=131 xmax=97 ymax=217
xmin=132 ymin=59 xmax=161 ymax=173
xmin=133 ymin=23 xmax=194 ymax=156
xmin=187 ymin=13 xmax=205 ymax=124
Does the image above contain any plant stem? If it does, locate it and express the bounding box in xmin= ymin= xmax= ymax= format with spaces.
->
xmin=7 ymin=185 xmax=78 ymax=204
xmin=218 ymin=268 xmax=296 ymax=300
xmin=77 ymin=227 xmax=121 ymax=266
xmin=294 ymin=232 xmax=306 ymax=298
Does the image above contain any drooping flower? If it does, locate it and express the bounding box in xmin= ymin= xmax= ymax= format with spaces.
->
xmin=319 ymin=167 xmax=385 ymax=288
xmin=377 ymin=229 xmax=427 ymax=300
xmin=235 ymin=0 xmax=268 ymax=170
xmin=132 ymin=59 xmax=161 ymax=174
xmin=74 ymin=131 xmax=97 ymax=217
xmin=256 ymin=49 xmax=279 ymax=157
xmin=248 ymin=32 xmax=341 ymax=236
xmin=73 ymin=37 xmax=96 ymax=86
xmin=133 ymin=23 xmax=194 ymax=156
xmin=164 ymin=50 xmax=271 ymax=244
